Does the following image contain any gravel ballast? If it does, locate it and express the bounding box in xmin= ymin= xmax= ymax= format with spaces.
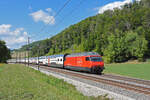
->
xmin=29 ymin=65 xmax=150 ymax=100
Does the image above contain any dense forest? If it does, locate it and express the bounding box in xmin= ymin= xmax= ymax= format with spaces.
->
xmin=0 ymin=40 xmax=11 ymax=63
xmin=20 ymin=0 xmax=150 ymax=63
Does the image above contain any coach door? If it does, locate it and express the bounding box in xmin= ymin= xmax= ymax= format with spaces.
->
xmin=48 ymin=58 xmax=50 ymax=66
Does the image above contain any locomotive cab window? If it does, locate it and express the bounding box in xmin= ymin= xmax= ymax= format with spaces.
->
xmin=90 ymin=57 xmax=102 ymax=62
xmin=86 ymin=57 xmax=90 ymax=61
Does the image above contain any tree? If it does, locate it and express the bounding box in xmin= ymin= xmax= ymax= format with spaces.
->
xmin=126 ymin=31 xmax=148 ymax=61
xmin=0 ymin=40 xmax=11 ymax=63
xmin=103 ymin=30 xmax=127 ymax=63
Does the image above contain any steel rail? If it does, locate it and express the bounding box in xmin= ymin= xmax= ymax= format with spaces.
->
xmin=102 ymin=74 xmax=150 ymax=86
xmin=35 ymin=65 xmax=150 ymax=96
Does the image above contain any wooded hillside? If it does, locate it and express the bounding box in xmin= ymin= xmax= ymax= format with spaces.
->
xmin=19 ymin=0 xmax=150 ymax=63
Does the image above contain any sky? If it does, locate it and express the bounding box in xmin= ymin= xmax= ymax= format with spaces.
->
xmin=0 ymin=0 xmax=140 ymax=49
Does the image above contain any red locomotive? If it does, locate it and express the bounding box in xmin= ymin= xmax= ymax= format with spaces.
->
xmin=64 ymin=52 xmax=104 ymax=74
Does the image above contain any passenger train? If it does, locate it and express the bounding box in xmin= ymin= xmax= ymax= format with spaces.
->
xmin=8 ymin=52 xmax=104 ymax=74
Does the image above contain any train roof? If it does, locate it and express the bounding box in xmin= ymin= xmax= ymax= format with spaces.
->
xmin=66 ymin=52 xmax=100 ymax=57
xmin=46 ymin=54 xmax=64 ymax=58
xmin=39 ymin=56 xmax=47 ymax=58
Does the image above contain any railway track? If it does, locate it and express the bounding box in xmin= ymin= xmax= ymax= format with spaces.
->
xmin=101 ymin=74 xmax=150 ymax=86
xmin=30 ymin=64 xmax=150 ymax=96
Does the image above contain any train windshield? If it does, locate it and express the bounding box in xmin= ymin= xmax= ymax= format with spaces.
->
xmin=90 ymin=57 xmax=102 ymax=62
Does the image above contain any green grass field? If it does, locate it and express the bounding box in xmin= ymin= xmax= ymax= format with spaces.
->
xmin=0 ymin=64 xmax=110 ymax=100
xmin=104 ymin=63 xmax=150 ymax=80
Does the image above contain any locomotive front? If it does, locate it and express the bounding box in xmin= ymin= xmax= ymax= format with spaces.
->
xmin=86 ymin=55 xmax=104 ymax=74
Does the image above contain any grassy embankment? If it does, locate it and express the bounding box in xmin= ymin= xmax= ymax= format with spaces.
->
xmin=0 ymin=64 xmax=110 ymax=100
xmin=104 ymin=60 xmax=150 ymax=80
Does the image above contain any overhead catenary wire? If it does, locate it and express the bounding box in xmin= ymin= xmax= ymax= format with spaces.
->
xmin=29 ymin=0 xmax=85 ymax=53
xmin=45 ymin=0 xmax=85 ymax=34
xmin=44 ymin=0 xmax=86 ymax=53
xmin=28 ymin=0 xmax=72 ymax=42
xmin=27 ymin=0 xmax=99 ymax=55
xmin=38 ymin=0 xmax=72 ymax=34
xmin=23 ymin=0 xmax=72 ymax=57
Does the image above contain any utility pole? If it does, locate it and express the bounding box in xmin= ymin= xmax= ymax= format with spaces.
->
xmin=15 ymin=52 xmax=17 ymax=64
xmin=17 ymin=52 xmax=18 ymax=63
xmin=28 ymin=37 xmax=30 ymax=66
xmin=38 ymin=44 xmax=40 ymax=70
xmin=24 ymin=51 xmax=26 ymax=66
xmin=19 ymin=52 xmax=20 ymax=64
xmin=38 ymin=52 xmax=39 ymax=70
xmin=19 ymin=52 xmax=21 ymax=64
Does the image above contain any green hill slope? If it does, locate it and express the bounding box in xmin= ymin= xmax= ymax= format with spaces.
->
xmin=19 ymin=0 xmax=150 ymax=63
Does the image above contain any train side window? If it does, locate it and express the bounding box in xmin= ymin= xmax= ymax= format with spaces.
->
xmin=60 ymin=59 xmax=62 ymax=61
xmin=86 ymin=57 xmax=90 ymax=61
xmin=58 ymin=59 xmax=59 ymax=61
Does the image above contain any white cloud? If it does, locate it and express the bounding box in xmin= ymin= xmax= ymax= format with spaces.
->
xmin=46 ymin=8 xmax=52 ymax=12
xmin=12 ymin=28 xmax=24 ymax=36
xmin=30 ymin=9 xmax=55 ymax=24
xmin=23 ymin=32 xmax=28 ymax=36
xmin=98 ymin=0 xmax=133 ymax=14
xmin=0 ymin=24 xmax=12 ymax=34
xmin=0 ymin=24 xmax=28 ymax=49
xmin=4 ymin=37 xmax=26 ymax=45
